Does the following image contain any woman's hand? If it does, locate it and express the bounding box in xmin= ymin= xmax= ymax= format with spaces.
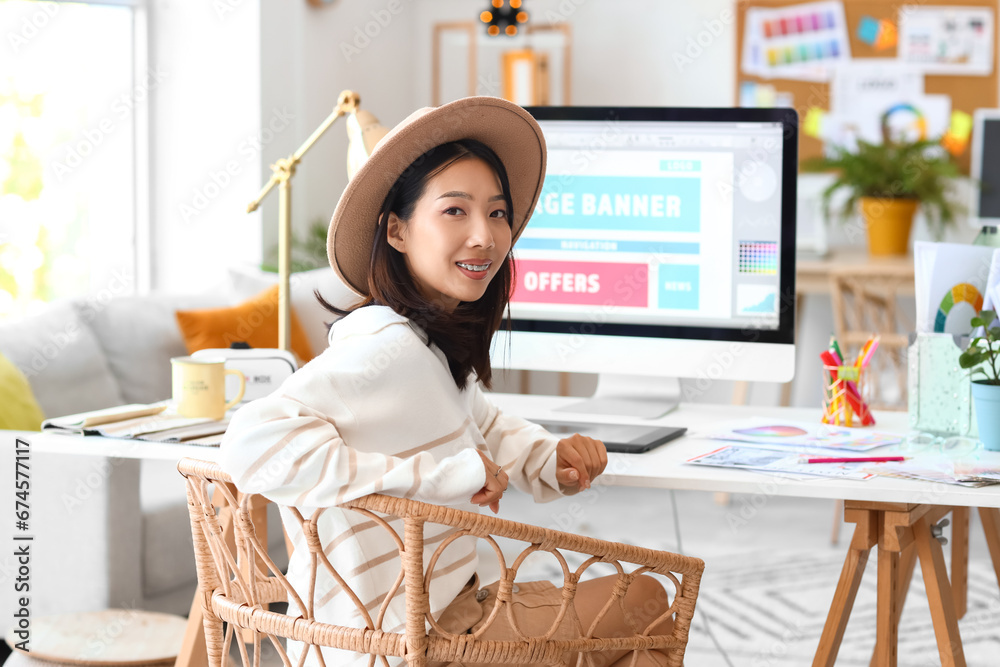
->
xmin=555 ymin=434 xmax=607 ymax=492
xmin=470 ymin=449 xmax=509 ymax=514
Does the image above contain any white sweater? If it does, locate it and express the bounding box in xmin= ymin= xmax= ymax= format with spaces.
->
xmin=219 ymin=305 xmax=565 ymax=666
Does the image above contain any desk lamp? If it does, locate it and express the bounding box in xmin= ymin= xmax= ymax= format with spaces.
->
xmin=246 ymin=90 xmax=389 ymax=352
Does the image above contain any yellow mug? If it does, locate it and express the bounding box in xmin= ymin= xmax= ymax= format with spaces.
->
xmin=170 ymin=356 xmax=246 ymax=420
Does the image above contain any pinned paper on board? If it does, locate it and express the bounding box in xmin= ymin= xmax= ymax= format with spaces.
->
xmin=830 ymin=60 xmax=923 ymax=108
xmin=739 ymin=81 xmax=794 ymax=108
xmin=857 ymin=15 xmax=898 ymax=50
xmin=820 ymin=61 xmax=950 ymax=150
xmin=741 ymin=1 xmax=851 ymax=82
xmin=941 ymin=110 xmax=974 ymax=156
xmin=822 ymin=95 xmax=950 ymax=149
xmin=803 ymin=107 xmax=827 ymax=137
xmin=899 ymin=6 xmax=994 ymax=75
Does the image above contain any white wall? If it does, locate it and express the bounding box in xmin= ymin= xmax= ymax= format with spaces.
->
xmin=259 ymin=0 xmax=738 ymax=259
xmin=254 ymin=0 xmax=985 ymax=407
xmin=149 ymin=0 xmax=261 ymax=294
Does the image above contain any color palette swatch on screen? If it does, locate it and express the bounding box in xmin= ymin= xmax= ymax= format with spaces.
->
xmin=739 ymin=241 xmax=778 ymax=275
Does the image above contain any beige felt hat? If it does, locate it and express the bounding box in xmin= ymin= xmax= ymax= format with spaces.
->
xmin=327 ymin=96 xmax=547 ymax=297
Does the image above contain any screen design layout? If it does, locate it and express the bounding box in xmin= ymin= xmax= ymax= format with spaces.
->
xmin=508 ymin=113 xmax=794 ymax=337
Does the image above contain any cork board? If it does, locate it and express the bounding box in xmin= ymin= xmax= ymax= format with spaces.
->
xmin=735 ymin=0 xmax=999 ymax=173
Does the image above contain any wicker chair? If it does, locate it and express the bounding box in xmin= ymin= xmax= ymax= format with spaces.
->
xmin=178 ymin=458 xmax=705 ymax=667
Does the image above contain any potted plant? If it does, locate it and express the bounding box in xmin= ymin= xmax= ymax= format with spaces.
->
xmin=959 ymin=309 xmax=1000 ymax=451
xmin=802 ymin=138 xmax=963 ymax=255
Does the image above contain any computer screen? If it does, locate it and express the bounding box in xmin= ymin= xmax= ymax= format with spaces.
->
xmin=492 ymin=107 xmax=798 ymax=417
xmin=971 ymin=109 xmax=1000 ymax=227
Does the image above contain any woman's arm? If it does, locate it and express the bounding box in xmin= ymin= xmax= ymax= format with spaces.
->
xmin=469 ymin=385 xmax=608 ymax=502
xmin=220 ymin=388 xmax=486 ymax=510
xmin=469 ymin=384 xmax=566 ymax=502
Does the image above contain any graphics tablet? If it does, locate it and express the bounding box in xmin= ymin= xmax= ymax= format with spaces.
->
xmin=528 ymin=419 xmax=687 ymax=454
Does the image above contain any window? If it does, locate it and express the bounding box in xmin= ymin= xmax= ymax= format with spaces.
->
xmin=0 ymin=1 xmax=145 ymax=318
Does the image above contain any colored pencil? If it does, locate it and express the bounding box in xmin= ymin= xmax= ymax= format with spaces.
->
xmin=806 ymin=456 xmax=906 ymax=464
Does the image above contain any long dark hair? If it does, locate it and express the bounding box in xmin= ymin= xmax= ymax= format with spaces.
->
xmin=317 ymin=139 xmax=516 ymax=390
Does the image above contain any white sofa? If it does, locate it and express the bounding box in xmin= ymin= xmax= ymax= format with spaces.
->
xmin=0 ymin=267 xmax=356 ymax=618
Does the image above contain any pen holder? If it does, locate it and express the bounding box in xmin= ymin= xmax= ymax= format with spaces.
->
xmin=822 ymin=363 xmax=873 ymax=427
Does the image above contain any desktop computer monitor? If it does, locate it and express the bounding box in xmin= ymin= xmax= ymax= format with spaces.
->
xmin=491 ymin=106 xmax=798 ymax=418
xmin=971 ymin=109 xmax=1000 ymax=235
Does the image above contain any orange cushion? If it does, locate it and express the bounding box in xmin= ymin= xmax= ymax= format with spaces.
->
xmin=175 ymin=284 xmax=314 ymax=363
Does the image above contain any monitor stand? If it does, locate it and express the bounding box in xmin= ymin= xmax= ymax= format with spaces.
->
xmin=553 ymin=374 xmax=681 ymax=419
xmin=973 ymin=225 xmax=1000 ymax=248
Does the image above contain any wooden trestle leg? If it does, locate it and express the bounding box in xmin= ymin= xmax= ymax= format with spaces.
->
xmin=815 ymin=502 xmax=968 ymax=667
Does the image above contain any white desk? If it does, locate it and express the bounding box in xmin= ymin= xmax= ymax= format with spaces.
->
xmin=8 ymin=431 xmax=220 ymax=462
xmin=18 ymin=396 xmax=1000 ymax=508
xmin=14 ymin=398 xmax=1000 ymax=667
xmin=489 ymin=395 xmax=1000 ymax=509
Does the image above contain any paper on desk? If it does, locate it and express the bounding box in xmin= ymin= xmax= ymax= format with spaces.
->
xmin=914 ymin=242 xmax=996 ymax=334
xmin=861 ymin=459 xmax=1000 ymax=488
xmin=41 ymin=402 xmax=168 ymax=432
xmin=130 ymin=419 xmax=229 ymax=443
xmin=709 ymin=418 xmax=903 ymax=452
xmin=687 ymin=445 xmax=875 ymax=480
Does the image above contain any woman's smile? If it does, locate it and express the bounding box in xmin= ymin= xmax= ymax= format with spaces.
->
xmin=456 ymin=258 xmax=493 ymax=279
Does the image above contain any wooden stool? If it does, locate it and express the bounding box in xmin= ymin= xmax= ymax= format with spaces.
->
xmin=4 ymin=610 xmax=188 ymax=666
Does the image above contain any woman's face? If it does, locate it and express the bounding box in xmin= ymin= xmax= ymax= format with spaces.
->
xmin=387 ymin=156 xmax=512 ymax=310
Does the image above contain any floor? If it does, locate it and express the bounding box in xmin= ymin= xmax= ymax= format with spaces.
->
xmin=211 ymin=484 xmax=1000 ymax=666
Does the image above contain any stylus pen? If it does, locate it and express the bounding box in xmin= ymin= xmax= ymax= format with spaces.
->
xmin=806 ymin=456 xmax=906 ymax=464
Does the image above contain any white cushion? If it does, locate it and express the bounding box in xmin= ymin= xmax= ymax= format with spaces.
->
xmin=85 ymin=293 xmax=230 ymax=405
xmin=0 ymin=300 xmax=124 ymax=418
xmin=227 ymin=265 xmax=361 ymax=357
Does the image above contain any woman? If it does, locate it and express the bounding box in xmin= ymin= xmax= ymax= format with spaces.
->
xmin=220 ymin=96 xmax=672 ymax=667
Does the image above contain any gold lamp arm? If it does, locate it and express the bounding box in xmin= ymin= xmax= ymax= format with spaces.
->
xmin=244 ymin=90 xmax=362 ymax=355
xmin=246 ymin=90 xmax=360 ymax=215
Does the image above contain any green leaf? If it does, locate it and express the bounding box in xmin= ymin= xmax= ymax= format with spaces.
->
xmin=959 ymin=351 xmax=987 ymax=369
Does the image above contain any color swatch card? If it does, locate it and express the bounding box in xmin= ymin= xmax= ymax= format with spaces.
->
xmin=709 ymin=418 xmax=904 ymax=452
xmin=741 ymin=1 xmax=851 ymax=82
xmin=914 ymin=242 xmax=996 ymax=334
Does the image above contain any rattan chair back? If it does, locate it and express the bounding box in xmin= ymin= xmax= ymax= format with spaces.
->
xmin=178 ymin=457 xmax=704 ymax=667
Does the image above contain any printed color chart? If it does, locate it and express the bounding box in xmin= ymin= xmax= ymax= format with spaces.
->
xmin=741 ymin=0 xmax=850 ymax=82
xmin=738 ymin=241 xmax=778 ymax=275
